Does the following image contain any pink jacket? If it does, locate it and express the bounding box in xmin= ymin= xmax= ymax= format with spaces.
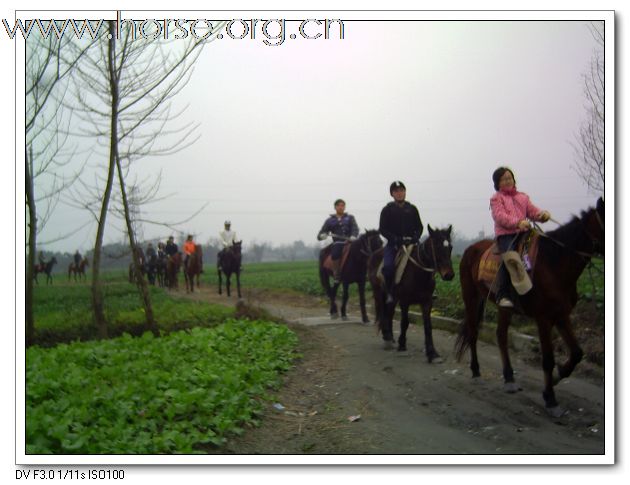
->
xmin=490 ymin=189 xmax=543 ymax=236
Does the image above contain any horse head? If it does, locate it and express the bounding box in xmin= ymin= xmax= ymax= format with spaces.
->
xmin=583 ymin=197 xmax=605 ymax=257
xmin=360 ymin=229 xmax=383 ymax=255
xmin=232 ymin=241 xmax=243 ymax=256
xmin=425 ymin=224 xmax=455 ymax=281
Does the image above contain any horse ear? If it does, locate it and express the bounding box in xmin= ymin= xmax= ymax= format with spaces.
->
xmin=448 ymin=224 xmax=453 ymax=237
xmin=427 ymin=224 xmax=434 ymax=235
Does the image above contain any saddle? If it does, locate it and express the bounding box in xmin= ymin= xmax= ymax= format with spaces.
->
xmin=376 ymin=244 xmax=416 ymax=285
xmin=322 ymin=242 xmax=352 ymax=274
xmin=478 ymin=231 xmax=540 ymax=294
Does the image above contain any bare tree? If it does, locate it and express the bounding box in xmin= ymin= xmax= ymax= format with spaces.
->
xmin=68 ymin=20 xmax=224 ymax=337
xmin=573 ymin=22 xmax=604 ymax=194
xmin=25 ymin=33 xmax=89 ymax=345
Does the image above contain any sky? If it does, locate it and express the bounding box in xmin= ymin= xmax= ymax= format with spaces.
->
xmin=31 ymin=18 xmax=605 ymax=253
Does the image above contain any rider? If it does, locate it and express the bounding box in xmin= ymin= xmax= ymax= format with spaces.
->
xmin=317 ymin=199 xmax=359 ymax=282
xmin=146 ymin=242 xmax=157 ymax=261
xmin=157 ymin=242 xmax=166 ymax=260
xmin=183 ymin=234 xmax=202 ymax=272
xmin=165 ymin=236 xmax=178 ymax=259
xmin=74 ymin=250 xmax=82 ymax=266
xmin=490 ymin=166 xmax=550 ymax=308
xmin=38 ymin=250 xmax=46 ymax=270
xmin=220 ymin=221 xmax=237 ymax=249
xmin=379 ymin=181 xmax=423 ymax=304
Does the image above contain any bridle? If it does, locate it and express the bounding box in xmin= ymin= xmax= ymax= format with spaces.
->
xmin=532 ymin=208 xmax=604 ymax=260
xmin=404 ymin=237 xmax=439 ymax=273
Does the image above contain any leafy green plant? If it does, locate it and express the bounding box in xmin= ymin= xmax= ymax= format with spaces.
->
xmin=26 ymin=320 xmax=299 ymax=454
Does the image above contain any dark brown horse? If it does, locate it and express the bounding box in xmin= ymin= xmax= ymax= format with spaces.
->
xmin=218 ymin=241 xmax=242 ymax=298
xmin=319 ymin=230 xmax=383 ymax=323
xmin=166 ymin=252 xmax=182 ymax=290
xmin=184 ymin=244 xmax=203 ymax=293
xmin=368 ymin=225 xmax=455 ymax=361
xmin=34 ymin=257 xmax=58 ymax=285
xmin=455 ymin=198 xmax=604 ymax=417
xmin=68 ymin=258 xmax=89 ymax=282
xmin=155 ymin=254 xmax=167 ymax=287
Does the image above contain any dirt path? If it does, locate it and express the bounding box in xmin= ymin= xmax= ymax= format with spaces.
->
xmin=179 ymin=286 xmax=605 ymax=456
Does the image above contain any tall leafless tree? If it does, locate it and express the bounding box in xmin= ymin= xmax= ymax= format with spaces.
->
xmin=573 ymin=22 xmax=604 ymax=194
xmin=25 ymin=33 xmax=89 ymax=346
xmin=68 ymin=20 xmax=224 ymax=337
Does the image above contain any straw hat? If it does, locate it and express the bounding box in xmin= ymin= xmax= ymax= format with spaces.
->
xmin=502 ymin=251 xmax=532 ymax=295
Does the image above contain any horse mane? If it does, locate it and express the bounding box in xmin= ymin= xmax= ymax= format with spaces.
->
xmin=538 ymin=208 xmax=593 ymax=264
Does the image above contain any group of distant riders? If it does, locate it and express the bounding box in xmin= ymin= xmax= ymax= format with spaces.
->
xmin=131 ymin=220 xmax=240 ymax=285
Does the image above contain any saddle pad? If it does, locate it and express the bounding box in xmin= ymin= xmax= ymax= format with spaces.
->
xmin=322 ymin=242 xmax=353 ymax=273
xmin=477 ymin=233 xmax=540 ymax=291
xmin=376 ymin=244 xmax=415 ymax=285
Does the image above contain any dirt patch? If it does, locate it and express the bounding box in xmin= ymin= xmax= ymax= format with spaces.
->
xmin=178 ymin=286 xmax=606 ymax=456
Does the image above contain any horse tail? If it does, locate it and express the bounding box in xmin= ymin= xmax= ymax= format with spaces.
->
xmin=454 ymin=244 xmax=485 ymax=361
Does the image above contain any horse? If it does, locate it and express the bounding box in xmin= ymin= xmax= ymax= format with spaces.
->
xmin=184 ymin=244 xmax=203 ymax=293
xmin=68 ymin=258 xmax=89 ymax=282
xmin=156 ymin=255 xmax=167 ymax=287
xmin=318 ymin=230 xmax=383 ymax=323
xmin=33 ymin=257 xmax=58 ymax=285
xmin=146 ymin=254 xmax=158 ymax=286
xmin=217 ymin=241 xmax=242 ymax=298
xmin=128 ymin=247 xmax=146 ymax=284
xmin=166 ymin=252 xmax=182 ymax=290
xmin=368 ymin=225 xmax=455 ymax=361
xmin=455 ymin=198 xmax=605 ymax=417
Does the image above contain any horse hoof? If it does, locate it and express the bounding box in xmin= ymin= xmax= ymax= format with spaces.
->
xmin=383 ymin=340 xmax=394 ymax=350
xmin=545 ymin=406 xmax=566 ymax=418
xmin=397 ymin=345 xmax=407 ymax=352
xmin=330 ymin=314 xmax=338 ymax=320
xmin=429 ymin=356 xmax=444 ymax=364
xmin=504 ymin=382 xmax=520 ymax=393
xmin=341 ymin=315 xmax=348 ymax=321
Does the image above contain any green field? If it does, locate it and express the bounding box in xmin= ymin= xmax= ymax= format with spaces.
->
xmin=27 ymin=257 xmax=603 ymax=454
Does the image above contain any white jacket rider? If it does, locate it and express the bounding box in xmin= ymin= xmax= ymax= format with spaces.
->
xmin=220 ymin=221 xmax=237 ymax=248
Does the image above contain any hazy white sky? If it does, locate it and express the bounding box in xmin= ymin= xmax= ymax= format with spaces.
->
xmin=36 ymin=19 xmax=604 ymax=253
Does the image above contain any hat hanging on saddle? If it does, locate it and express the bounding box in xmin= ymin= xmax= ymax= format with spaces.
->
xmin=502 ymin=251 xmax=532 ymax=295
xmin=390 ymin=181 xmax=406 ymax=195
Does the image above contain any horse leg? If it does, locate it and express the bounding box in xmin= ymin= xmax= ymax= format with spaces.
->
xmin=358 ymin=280 xmax=369 ymax=323
xmin=497 ymin=309 xmax=518 ymax=392
xmin=226 ymin=274 xmax=231 ymax=297
xmin=553 ymin=314 xmax=584 ymax=383
xmin=340 ymin=282 xmax=349 ymax=320
xmin=421 ymin=300 xmax=442 ymax=363
xmin=217 ymin=269 xmax=222 ymax=295
xmin=236 ymin=271 xmax=241 ymax=299
xmin=382 ymin=298 xmax=396 ymax=349
xmin=329 ymin=282 xmax=339 ymax=318
xmin=536 ymin=317 xmax=564 ymax=416
xmin=398 ymin=302 xmax=409 ymax=351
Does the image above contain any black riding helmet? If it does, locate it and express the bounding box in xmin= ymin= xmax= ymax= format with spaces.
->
xmin=390 ymin=180 xmax=406 ymax=195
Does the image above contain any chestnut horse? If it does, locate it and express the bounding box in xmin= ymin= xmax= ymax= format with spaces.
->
xmin=455 ymin=198 xmax=604 ymax=417
xmin=217 ymin=241 xmax=242 ymax=298
xmin=318 ymin=230 xmax=383 ymax=323
xmin=368 ymin=225 xmax=455 ymax=361
xmin=184 ymin=244 xmax=203 ymax=293
xmin=68 ymin=258 xmax=89 ymax=282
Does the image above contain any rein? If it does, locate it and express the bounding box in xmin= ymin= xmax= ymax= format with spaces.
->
xmin=404 ymin=239 xmax=437 ymax=273
xmin=532 ymin=219 xmax=603 ymax=261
